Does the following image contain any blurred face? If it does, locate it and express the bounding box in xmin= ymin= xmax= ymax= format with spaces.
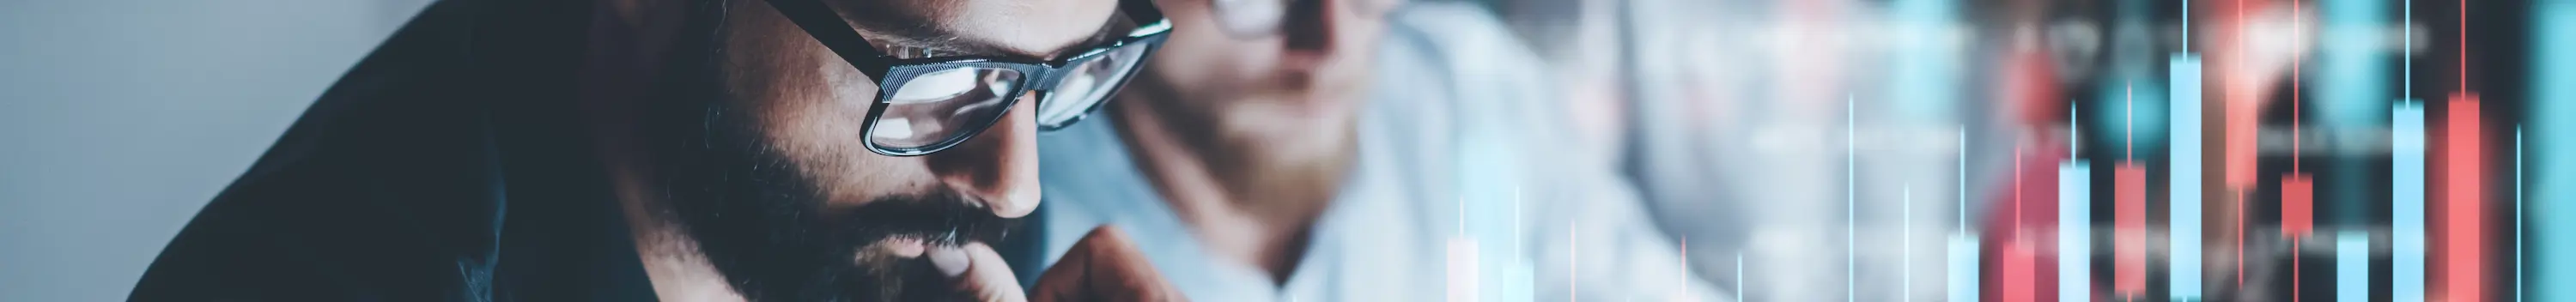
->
xmin=635 ymin=0 xmax=1120 ymax=300
xmin=1131 ymin=0 xmax=1387 ymax=140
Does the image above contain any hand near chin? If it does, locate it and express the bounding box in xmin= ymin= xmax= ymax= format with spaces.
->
xmin=946 ymin=225 xmax=1180 ymax=302
xmin=1027 ymin=226 xmax=1187 ymax=302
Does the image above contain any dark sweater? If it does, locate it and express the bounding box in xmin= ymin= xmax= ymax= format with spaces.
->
xmin=128 ymin=1 xmax=657 ymax=300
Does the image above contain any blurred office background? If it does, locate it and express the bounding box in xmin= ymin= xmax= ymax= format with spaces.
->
xmin=1 ymin=0 xmax=433 ymax=300
xmin=1485 ymin=0 xmax=2551 ymax=300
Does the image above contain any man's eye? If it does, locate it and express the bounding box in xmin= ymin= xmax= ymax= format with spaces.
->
xmin=889 ymin=68 xmax=980 ymax=104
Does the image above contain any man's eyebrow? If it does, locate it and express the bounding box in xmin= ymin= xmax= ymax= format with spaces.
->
xmin=854 ymin=26 xmax=1022 ymax=58
xmin=835 ymin=4 xmax=1132 ymax=60
xmin=985 ymin=14 xmax=1130 ymax=59
xmin=1060 ymin=19 xmax=1127 ymax=55
xmin=819 ymin=0 xmax=1023 ymax=58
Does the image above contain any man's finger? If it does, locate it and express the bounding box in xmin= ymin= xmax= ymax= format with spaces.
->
xmin=1032 ymin=226 xmax=1184 ymax=302
xmin=950 ymin=243 xmax=1029 ymax=302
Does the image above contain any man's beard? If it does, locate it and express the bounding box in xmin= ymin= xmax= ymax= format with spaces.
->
xmin=655 ymin=144 xmax=1016 ymax=302
xmin=658 ymin=155 xmax=1016 ymax=302
xmin=643 ymin=5 xmax=1016 ymax=300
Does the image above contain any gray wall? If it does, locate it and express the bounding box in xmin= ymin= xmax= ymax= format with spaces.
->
xmin=0 ymin=0 xmax=433 ymax=299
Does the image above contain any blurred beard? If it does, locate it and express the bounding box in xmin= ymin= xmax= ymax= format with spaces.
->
xmin=642 ymin=4 xmax=1016 ymax=300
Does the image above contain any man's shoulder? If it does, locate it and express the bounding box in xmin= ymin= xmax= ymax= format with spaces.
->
xmin=1379 ymin=3 xmax=1543 ymax=68
xmin=129 ymin=137 xmax=513 ymax=299
xmin=1364 ymin=3 xmax=1564 ymax=153
xmin=1371 ymin=2 xmax=1557 ymax=110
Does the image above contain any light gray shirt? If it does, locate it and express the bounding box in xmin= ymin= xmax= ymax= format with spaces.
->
xmin=1030 ymin=3 xmax=1725 ymax=301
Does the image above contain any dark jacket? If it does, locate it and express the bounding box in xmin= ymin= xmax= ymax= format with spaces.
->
xmin=128 ymin=1 xmax=657 ymax=300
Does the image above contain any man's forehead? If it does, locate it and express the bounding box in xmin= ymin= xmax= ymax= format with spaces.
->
xmin=835 ymin=0 xmax=1121 ymax=57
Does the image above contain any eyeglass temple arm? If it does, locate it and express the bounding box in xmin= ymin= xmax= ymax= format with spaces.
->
xmin=762 ymin=0 xmax=898 ymax=80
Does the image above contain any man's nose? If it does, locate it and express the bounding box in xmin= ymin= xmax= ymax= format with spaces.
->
xmin=1280 ymin=0 xmax=1344 ymax=55
xmin=924 ymin=92 xmax=1043 ymax=218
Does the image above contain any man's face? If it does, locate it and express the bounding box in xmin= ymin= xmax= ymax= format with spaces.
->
xmin=639 ymin=0 xmax=1120 ymax=300
xmin=1131 ymin=0 xmax=1387 ymax=140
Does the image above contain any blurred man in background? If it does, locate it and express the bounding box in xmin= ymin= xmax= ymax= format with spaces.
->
xmin=129 ymin=0 xmax=1179 ymax=300
xmin=1024 ymin=0 xmax=1722 ymax=299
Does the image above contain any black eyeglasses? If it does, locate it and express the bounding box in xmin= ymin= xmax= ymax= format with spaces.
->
xmin=764 ymin=0 xmax=1171 ymax=156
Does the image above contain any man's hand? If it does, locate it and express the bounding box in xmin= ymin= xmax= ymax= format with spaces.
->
xmin=947 ymin=241 xmax=1031 ymax=302
xmin=1030 ymin=226 xmax=1187 ymax=302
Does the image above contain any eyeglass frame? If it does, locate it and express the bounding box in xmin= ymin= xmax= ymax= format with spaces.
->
xmin=762 ymin=0 xmax=1173 ymax=156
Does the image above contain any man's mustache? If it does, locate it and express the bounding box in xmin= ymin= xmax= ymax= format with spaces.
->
xmin=835 ymin=190 xmax=1019 ymax=247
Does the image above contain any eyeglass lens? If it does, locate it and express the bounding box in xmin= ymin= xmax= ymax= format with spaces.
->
xmin=870 ymin=67 xmax=1026 ymax=150
xmin=1036 ymin=45 xmax=1152 ymax=128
